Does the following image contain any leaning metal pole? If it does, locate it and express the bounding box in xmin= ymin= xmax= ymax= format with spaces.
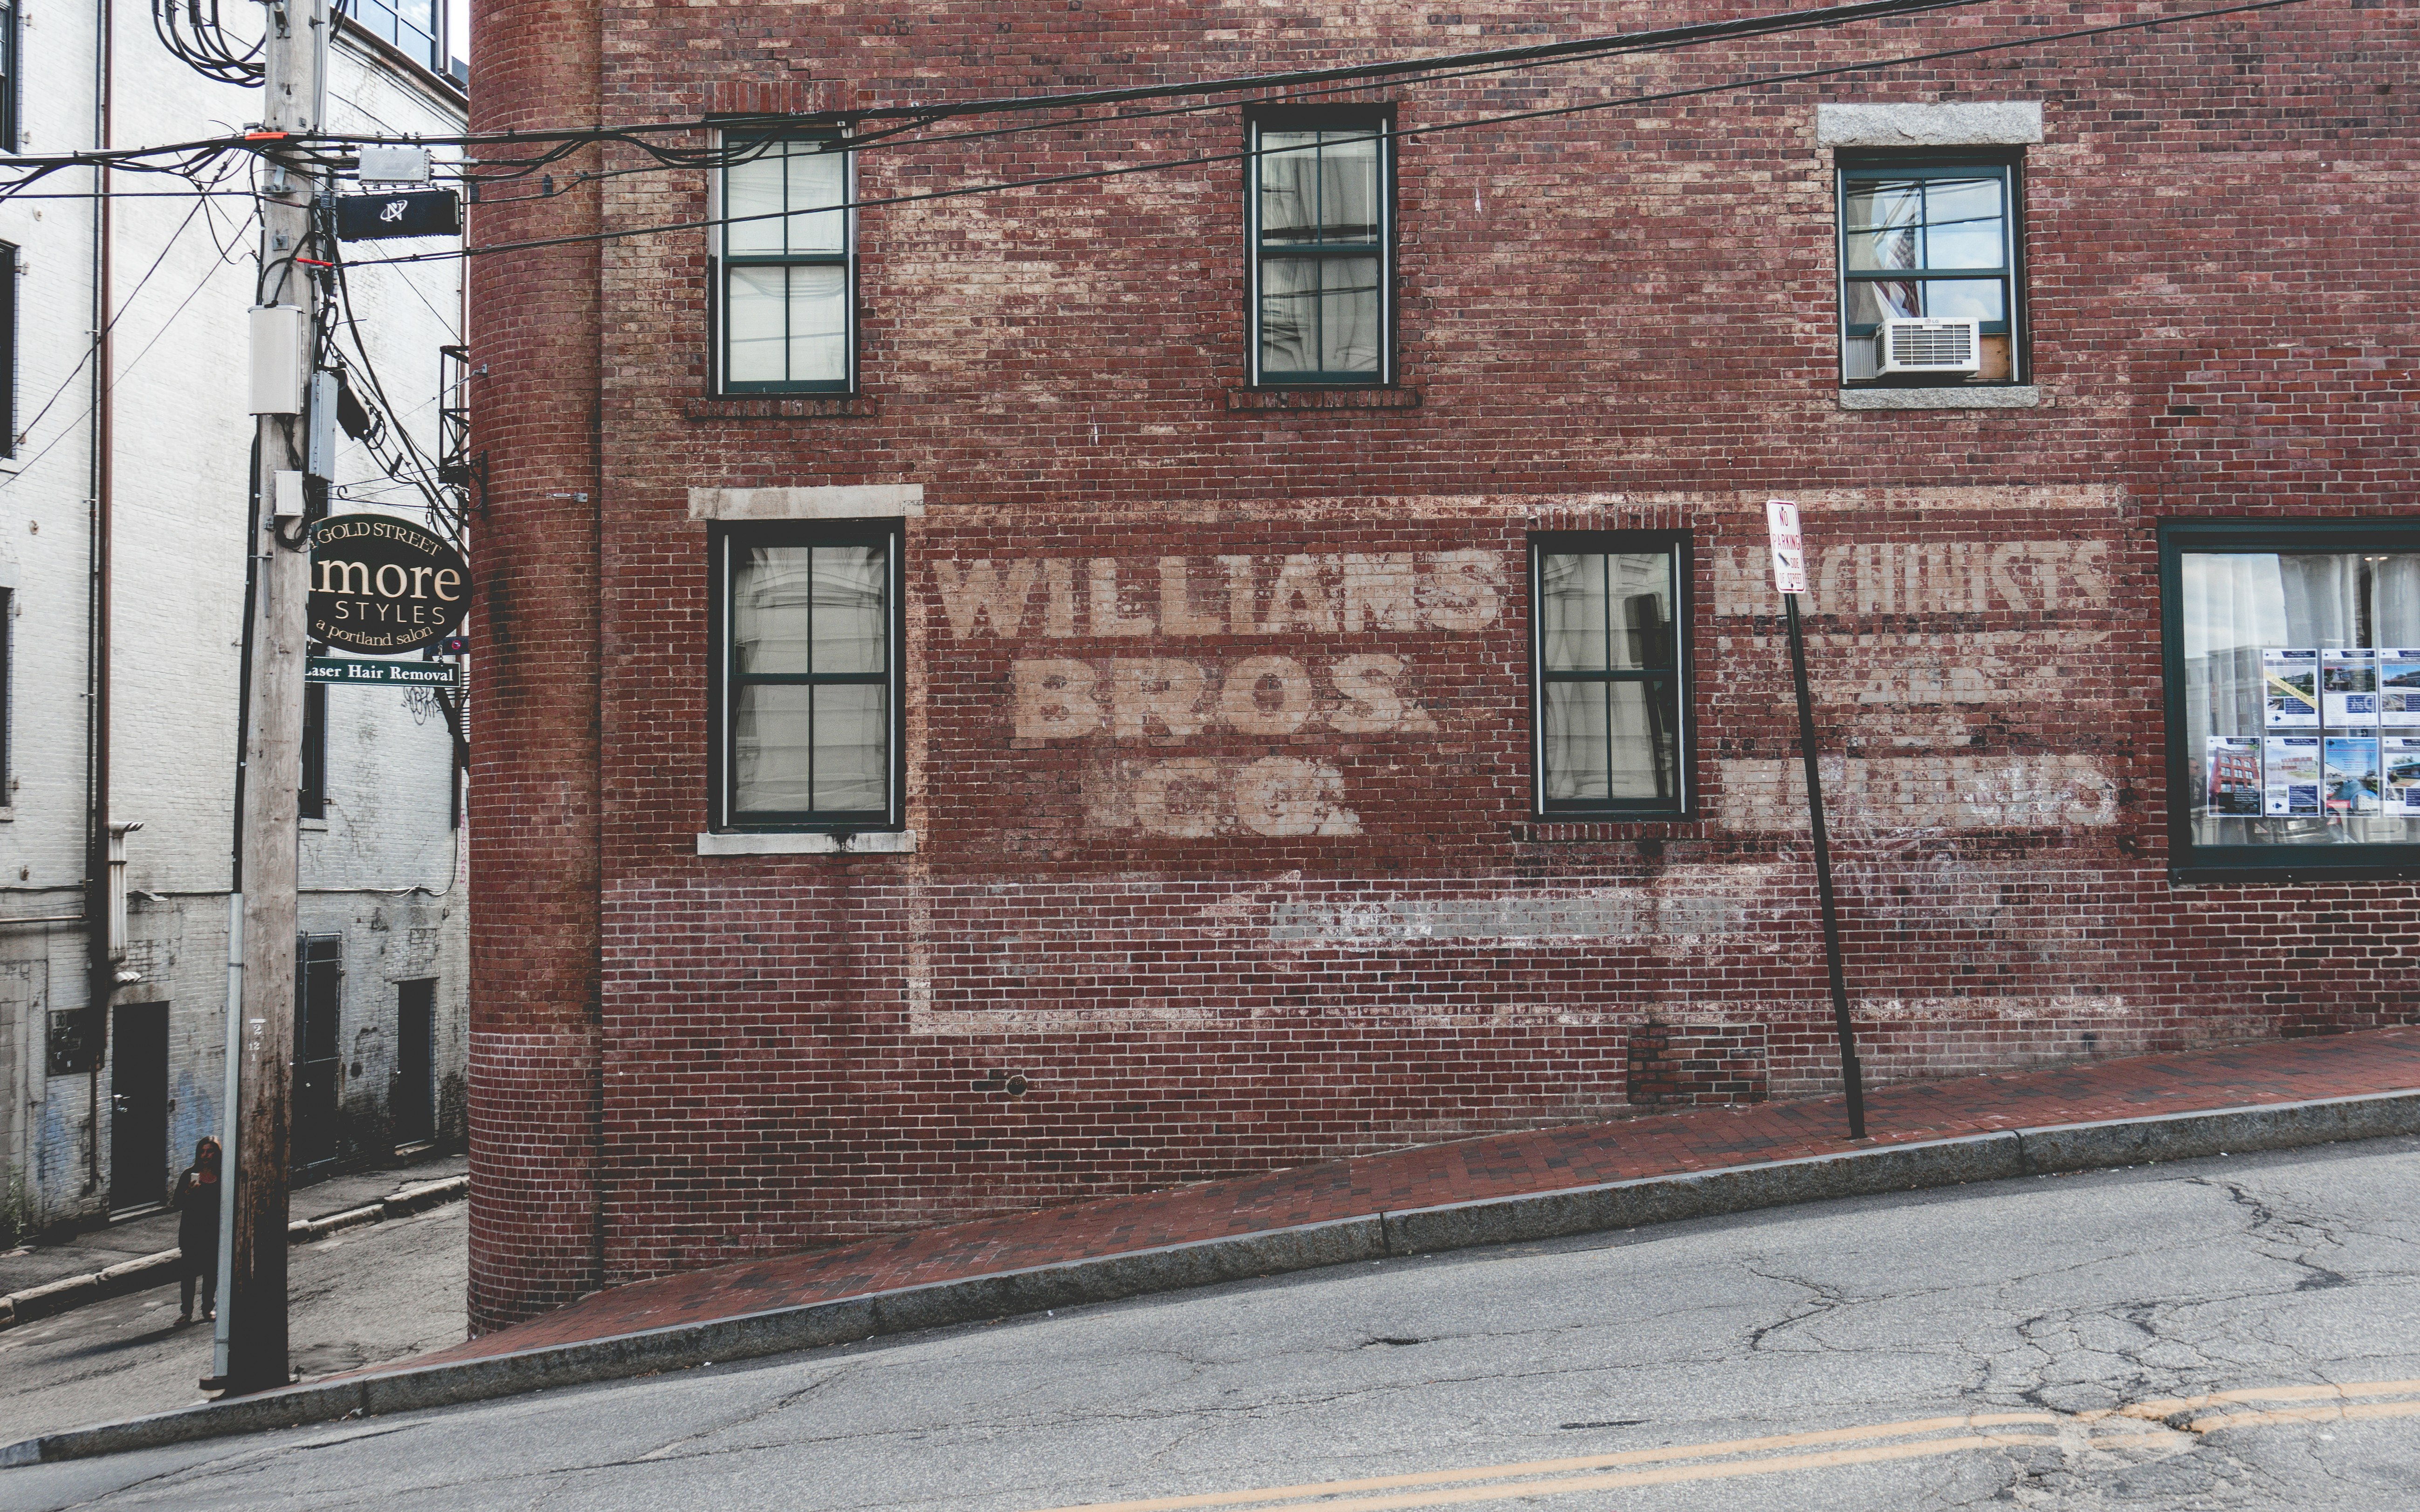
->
xmin=1783 ymin=588 xmax=1868 ymax=1139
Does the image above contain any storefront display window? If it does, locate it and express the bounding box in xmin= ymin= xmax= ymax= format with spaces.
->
xmin=2164 ymin=520 xmax=2420 ymax=879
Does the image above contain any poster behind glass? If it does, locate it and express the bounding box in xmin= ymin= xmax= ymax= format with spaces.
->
xmin=2181 ymin=552 xmax=2420 ymax=846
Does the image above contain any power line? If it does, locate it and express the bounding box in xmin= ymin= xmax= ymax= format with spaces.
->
xmin=344 ymin=0 xmax=2317 ymax=272
xmin=0 ymin=189 xmax=260 ymax=199
xmin=1 ymin=205 xmax=246 ymax=486
xmin=433 ymin=0 xmax=2012 ymax=188
xmin=5 ymin=190 xmax=224 ymax=473
xmin=0 ymin=0 xmax=2091 ymax=198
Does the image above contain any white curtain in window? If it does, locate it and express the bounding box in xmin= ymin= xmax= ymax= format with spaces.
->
xmin=734 ymin=684 xmax=814 ymax=812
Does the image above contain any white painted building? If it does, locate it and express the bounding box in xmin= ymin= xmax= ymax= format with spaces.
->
xmin=0 ymin=0 xmax=468 ymax=1235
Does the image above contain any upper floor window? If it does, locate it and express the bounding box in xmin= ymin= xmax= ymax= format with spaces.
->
xmin=0 ymin=1 xmax=17 ymax=155
xmin=0 ymin=240 xmax=14 ymax=455
xmin=2165 ymin=519 xmax=2420 ymax=882
xmin=300 ymin=680 xmax=328 ymax=820
xmin=1839 ymin=157 xmax=2021 ymax=385
xmin=1531 ymin=534 xmax=1692 ymax=818
xmin=1249 ymin=112 xmax=1391 ymax=387
xmin=715 ymin=134 xmax=852 ymax=394
xmin=712 ymin=521 xmax=901 ymax=831
xmin=343 ymin=0 xmax=446 ymax=77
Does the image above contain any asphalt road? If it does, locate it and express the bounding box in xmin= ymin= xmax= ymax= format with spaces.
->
xmin=7 ymin=1138 xmax=2419 ymax=1512
xmin=0 ymin=1201 xmax=467 ymax=1446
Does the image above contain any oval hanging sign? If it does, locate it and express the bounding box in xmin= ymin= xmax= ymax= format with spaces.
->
xmin=308 ymin=514 xmax=471 ymax=655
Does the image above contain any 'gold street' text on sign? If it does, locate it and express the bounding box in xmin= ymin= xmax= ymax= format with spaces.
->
xmin=307 ymin=513 xmax=471 ymax=655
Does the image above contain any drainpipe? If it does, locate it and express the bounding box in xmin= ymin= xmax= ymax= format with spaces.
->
xmin=84 ymin=0 xmax=116 ymax=1201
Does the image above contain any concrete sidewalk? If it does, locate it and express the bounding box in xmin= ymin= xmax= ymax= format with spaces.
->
xmin=0 ymin=1154 xmax=467 ymax=1331
xmin=11 ymin=1028 xmax=2420 ymax=1466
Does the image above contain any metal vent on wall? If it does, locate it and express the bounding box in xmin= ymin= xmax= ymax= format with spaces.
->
xmin=1877 ymin=317 xmax=1981 ymax=375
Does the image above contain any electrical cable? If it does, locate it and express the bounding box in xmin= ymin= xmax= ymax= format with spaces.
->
xmin=2 ymin=186 xmax=234 ymax=483
xmin=443 ymin=0 xmax=2035 ymax=195
xmin=152 ymin=0 xmax=264 ymax=86
xmin=0 ymin=0 xmax=2152 ymax=199
xmin=345 ymin=0 xmax=2319 ymax=272
xmin=323 ymin=233 xmax=470 ymax=540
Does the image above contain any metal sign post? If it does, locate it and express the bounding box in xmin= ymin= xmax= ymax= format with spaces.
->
xmin=1767 ymin=499 xmax=1868 ymax=1139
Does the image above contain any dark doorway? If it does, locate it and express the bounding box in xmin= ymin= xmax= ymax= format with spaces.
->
xmin=394 ymin=979 xmax=435 ymax=1148
xmin=294 ymin=935 xmax=344 ymax=1173
xmin=109 ymin=1002 xmax=170 ymax=1213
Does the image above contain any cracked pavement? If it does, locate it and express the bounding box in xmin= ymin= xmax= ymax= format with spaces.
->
xmin=7 ymin=1137 xmax=2419 ymax=1511
xmin=0 ymin=1203 xmax=468 ymax=1449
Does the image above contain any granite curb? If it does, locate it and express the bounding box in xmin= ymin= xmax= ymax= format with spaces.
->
xmin=7 ymin=1091 xmax=2416 ymax=1469
xmin=0 ymin=1177 xmax=467 ymax=1335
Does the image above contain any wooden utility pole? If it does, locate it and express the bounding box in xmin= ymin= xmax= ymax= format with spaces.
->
xmin=210 ymin=0 xmax=328 ymax=1396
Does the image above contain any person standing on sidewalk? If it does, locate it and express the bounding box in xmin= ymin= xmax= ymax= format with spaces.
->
xmin=170 ymin=1138 xmax=221 ymax=1326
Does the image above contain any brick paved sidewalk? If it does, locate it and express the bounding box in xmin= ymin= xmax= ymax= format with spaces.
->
xmin=412 ymin=1027 xmax=2420 ymax=1371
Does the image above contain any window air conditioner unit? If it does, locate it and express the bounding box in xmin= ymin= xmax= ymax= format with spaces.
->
xmin=1876 ymin=316 xmax=1980 ymax=376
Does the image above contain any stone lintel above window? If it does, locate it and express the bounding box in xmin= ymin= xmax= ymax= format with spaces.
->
xmin=1816 ymin=102 xmax=2044 ymax=148
xmin=688 ymin=484 xmax=925 ymax=522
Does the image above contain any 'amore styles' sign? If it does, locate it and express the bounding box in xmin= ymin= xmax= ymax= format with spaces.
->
xmin=308 ymin=514 xmax=470 ymax=655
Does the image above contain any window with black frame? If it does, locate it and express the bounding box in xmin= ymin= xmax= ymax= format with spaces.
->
xmin=2165 ymin=520 xmax=2420 ymax=878
xmin=715 ymin=523 xmax=900 ymax=831
xmin=1 ymin=0 xmax=19 ymax=154
xmin=300 ymin=681 xmax=327 ymax=820
xmin=1839 ymin=157 xmax=2020 ymax=384
xmin=342 ymin=0 xmax=443 ymax=75
xmin=1532 ymin=535 xmax=1690 ymax=817
xmin=1250 ymin=113 xmax=1390 ymax=386
xmin=715 ymin=134 xmax=852 ymax=393
xmin=0 ymin=240 xmax=14 ymax=458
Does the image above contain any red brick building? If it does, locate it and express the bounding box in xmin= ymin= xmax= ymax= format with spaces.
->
xmin=463 ymin=0 xmax=2420 ymax=1329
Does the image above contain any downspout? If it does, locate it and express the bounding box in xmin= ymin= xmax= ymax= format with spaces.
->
xmin=84 ymin=0 xmax=116 ymax=1199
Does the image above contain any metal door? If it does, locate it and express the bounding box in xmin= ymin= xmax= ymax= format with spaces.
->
xmin=393 ymin=979 xmax=435 ymax=1147
xmin=108 ymin=1002 xmax=170 ymax=1212
xmin=293 ymin=936 xmax=343 ymax=1172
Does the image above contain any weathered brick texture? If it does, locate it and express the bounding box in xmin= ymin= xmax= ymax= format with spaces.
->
xmin=1628 ymin=1022 xmax=1771 ymax=1108
xmin=467 ymin=0 xmax=2420 ymax=1325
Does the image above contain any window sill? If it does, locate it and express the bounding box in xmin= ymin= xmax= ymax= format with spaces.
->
xmin=1837 ymin=385 xmax=2044 ymax=411
xmin=696 ymin=829 xmax=917 ymax=856
xmin=2170 ymin=863 xmax=2420 ymax=886
xmin=685 ymin=394 xmax=882 ymax=422
xmin=1515 ymin=819 xmax=1703 ymax=841
xmin=300 ymin=818 xmax=330 ymax=832
xmin=1224 ymin=386 xmax=1421 ymax=412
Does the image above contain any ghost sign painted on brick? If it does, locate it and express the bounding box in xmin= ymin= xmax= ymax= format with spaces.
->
xmin=935 ymin=551 xmax=1500 ymax=837
xmin=308 ymin=513 xmax=471 ymax=654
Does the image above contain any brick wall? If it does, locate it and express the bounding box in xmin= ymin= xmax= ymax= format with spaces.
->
xmin=1628 ymin=1022 xmax=1770 ymax=1108
xmin=466 ymin=0 xmax=2420 ymax=1326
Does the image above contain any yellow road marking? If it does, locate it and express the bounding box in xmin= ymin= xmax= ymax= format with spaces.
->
xmin=2118 ymin=1378 xmax=2420 ymax=1420
xmin=2188 ymin=1399 xmax=2420 ymax=1434
xmin=1023 ymin=1414 xmax=2059 ymax=1512
xmin=1027 ymin=1378 xmax=2420 ymax=1512
xmin=1174 ymin=1435 xmax=2055 ymax=1512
